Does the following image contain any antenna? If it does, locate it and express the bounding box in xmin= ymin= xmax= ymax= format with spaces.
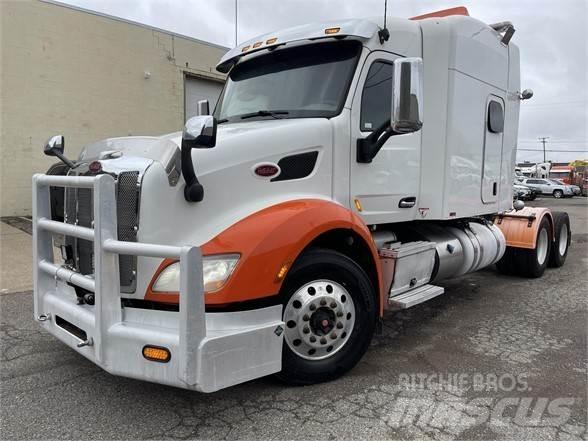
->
xmin=234 ymin=0 xmax=238 ymax=47
xmin=378 ymin=0 xmax=390 ymax=44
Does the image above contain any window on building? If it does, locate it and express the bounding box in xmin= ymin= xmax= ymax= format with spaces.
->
xmin=360 ymin=61 xmax=393 ymax=131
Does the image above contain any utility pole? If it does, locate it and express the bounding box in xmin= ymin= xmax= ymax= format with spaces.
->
xmin=538 ymin=137 xmax=549 ymax=162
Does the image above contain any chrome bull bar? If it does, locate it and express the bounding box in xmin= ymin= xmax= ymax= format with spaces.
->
xmin=32 ymin=173 xmax=283 ymax=392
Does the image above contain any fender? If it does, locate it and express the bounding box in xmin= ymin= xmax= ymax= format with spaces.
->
xmin=494 ymin=206 xmax=554 ymax=249
xmin=145 ymin=199 xmax=384 ymax=312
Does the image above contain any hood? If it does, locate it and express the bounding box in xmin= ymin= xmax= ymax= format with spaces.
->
xmin=137 ymin=117 xmax=335 ymax=248
xmin=164 ymin=118 xmax=332 ymax=180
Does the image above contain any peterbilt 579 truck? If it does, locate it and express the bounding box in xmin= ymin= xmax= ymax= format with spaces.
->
xmin=33 ymin=7 xmax=571 ymax=392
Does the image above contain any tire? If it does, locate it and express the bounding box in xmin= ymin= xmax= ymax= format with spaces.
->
xmin=496 ymin=247 xmax=516 ymax=275
xmin=276 ymin=248 xmax=377 ymax=385
xmin=518 ymin=216 xmax=552 ymax=278
xmin=553 ymin=190 xmax=563 ymax=199
xmin=548 ymin=212 xmax=571 ymax=268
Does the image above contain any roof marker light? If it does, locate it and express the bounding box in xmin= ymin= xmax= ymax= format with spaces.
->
xmin=252 ymin=41 xmax=263 ymax=48
xmin=266 ymin=37 xmax=277 ymax=44
xmin=325 ymin=27 xmax=341 ymax=35
xmin=241 ymin=45 xmax=250 ymax=52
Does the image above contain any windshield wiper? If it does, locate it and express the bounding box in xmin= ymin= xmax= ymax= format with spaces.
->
xmin=239 ymin=110 xmax=290 ymax=120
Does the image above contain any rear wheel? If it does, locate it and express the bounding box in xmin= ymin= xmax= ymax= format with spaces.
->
xmin=553 ymin=190 xmax=563 ymax=199
xmin=496 ymin=216 xmax=552 ymax=278
xmin=518 ymin=217 xmax=552 ymax=278
xmin=496 ymin=247 xmax=516 ymax=275
xmin=548 ymin=212 xmax=571 ymax=268
xmin=276 ymin=248 xmax=377 ymax=385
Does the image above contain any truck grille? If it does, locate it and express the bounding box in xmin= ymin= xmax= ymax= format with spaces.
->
xmin=65 ymin=170 xmax=140 ymax=293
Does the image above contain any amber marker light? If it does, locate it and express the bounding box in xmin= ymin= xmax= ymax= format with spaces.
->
xmin=143 ymin=345 xmax=171 ymax=363
xmin=266 ymin=37 xmax=277 ymax=44
xmin=241 ymin=45 xmax=251 ymax=52
xmin=252 ymin=41 xmax=263 ymax=48
xmin=354 ymin=198 xmax=363 ymax=212
xmin=276 ymin=262 xmax=291 ymax=281
xmin=325 ymin=27 xmax=341 ymax=35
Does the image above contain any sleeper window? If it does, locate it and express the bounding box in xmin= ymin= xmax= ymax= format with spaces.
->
xmin=360 ymin=61 xmax=393 ymax=131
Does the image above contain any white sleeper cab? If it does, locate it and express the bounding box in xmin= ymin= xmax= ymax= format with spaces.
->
xmin=33 ymin=7 xmax=571 ymax=392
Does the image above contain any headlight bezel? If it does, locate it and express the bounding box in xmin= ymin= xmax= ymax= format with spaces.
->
xmin=151 ymin=253 xmax=240 ymax=294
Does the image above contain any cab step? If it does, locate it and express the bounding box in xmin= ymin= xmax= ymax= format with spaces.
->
xmin=388 ymin=284 xmax=445 ymax=310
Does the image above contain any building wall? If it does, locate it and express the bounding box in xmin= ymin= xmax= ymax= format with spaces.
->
xmin=0 ymin=0 xmax=227 ymax=216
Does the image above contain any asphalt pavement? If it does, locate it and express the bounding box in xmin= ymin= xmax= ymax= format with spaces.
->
xmin=1 ymin=197 xmax=586 ymax=440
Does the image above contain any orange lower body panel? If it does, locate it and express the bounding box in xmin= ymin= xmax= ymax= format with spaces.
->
xmin=145 ymin=199 xmax=384 ymax=314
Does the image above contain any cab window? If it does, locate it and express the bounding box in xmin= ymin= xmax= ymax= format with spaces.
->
xmin=360 ymin=61 xmax=393 ymax=131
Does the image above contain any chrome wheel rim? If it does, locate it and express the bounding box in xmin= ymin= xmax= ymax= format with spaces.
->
xmin=537 ymin=228 xmax=549 ymax=265
xmin=283 ymin=280 xmax=355 ymax=361
xmin=558 ymin=223 xmax=568 ymax=256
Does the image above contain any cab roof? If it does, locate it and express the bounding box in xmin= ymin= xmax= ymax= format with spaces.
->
xmin=216 ymin=18 xmax=379 ymax=73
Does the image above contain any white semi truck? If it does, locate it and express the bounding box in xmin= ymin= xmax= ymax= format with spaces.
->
xmin=33 ymin=7 xmax=571 ymax=392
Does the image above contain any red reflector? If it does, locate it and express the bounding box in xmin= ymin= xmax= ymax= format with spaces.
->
xmin=88 ymin=161 xmax=102 ymax=173
xmin=254 ymin=164 xmax=279 ymax=178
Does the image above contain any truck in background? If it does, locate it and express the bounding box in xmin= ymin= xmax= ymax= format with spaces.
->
xmin=33 ymin=7 xmax=571 ymax=392
xmin=550 ymin=165 xmax=575 ymax=184
xmin=516 ymin=161 xmax=551 ymax=179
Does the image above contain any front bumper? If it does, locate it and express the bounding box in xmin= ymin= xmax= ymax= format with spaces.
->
xmin=33 ymin=174 xmax=284 ymax=392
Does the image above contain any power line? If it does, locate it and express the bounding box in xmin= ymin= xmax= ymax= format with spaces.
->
xmin=517 ymin=149 xmax=588 ymax=152
xmin=519 ymin=140 xmax=588 ymax=144
xmin=524 ymin=100 xmax=587 ymax=108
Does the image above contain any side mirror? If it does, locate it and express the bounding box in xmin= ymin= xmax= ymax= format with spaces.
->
xmin=197 ymin=99 xmax=210 ymax=116
xmin=44 ymin=135 xmax=64 ymax=156
xmin=391 ymin=57 xmax=423 ymax=133
xmin=520 ymin=89 xmax=533 ymax=100
xmin=43 ymin=135 xmax=75 ymax=168
xmin=356 ymin=57 xmax=423 ymax=164
xmin=182 ymin=115 xmax=217 ymax=149
xmin=181 ymin=115 xmax=217 ymax=203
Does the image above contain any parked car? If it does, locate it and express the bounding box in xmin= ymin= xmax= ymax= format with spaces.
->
xmin=551 ymin=179 xmax=581 ymax=195
xmin=520 ymin=178 xmax=574 ymax=198
xmin=513 ymin=183 xmax=537 ymax=200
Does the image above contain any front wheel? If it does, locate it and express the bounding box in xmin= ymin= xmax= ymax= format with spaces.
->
xmin=553 ymin=190 xmax=563 ymax=199
xmin=276 ymin=249 xmax=377 ymax=385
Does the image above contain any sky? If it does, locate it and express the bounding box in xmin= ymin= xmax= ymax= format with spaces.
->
xmin=59 ymin=0 xmax=588 ymax=164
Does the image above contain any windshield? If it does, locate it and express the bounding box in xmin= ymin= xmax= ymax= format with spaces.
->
xmin=549 ymin=179 xmax=564 ymax=185
xmin=214 ymin=40 xmax=362 ymax=123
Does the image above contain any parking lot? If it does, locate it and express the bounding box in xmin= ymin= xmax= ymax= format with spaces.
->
xmin=1 ymin=197 xmax=586 ymax=440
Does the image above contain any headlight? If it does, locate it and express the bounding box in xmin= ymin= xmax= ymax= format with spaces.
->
xmin=152 ymin=254 xmax=240 ymax=293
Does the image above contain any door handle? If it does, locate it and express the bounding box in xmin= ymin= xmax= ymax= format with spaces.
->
xmin=398 ymin=197 xmax=416 ymax=208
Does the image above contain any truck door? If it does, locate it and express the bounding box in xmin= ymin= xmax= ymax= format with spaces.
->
xmin=349 ymin=52 xmax=421 ymax=224
xmin=481 ymin=96 xmax=505 ymax=203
